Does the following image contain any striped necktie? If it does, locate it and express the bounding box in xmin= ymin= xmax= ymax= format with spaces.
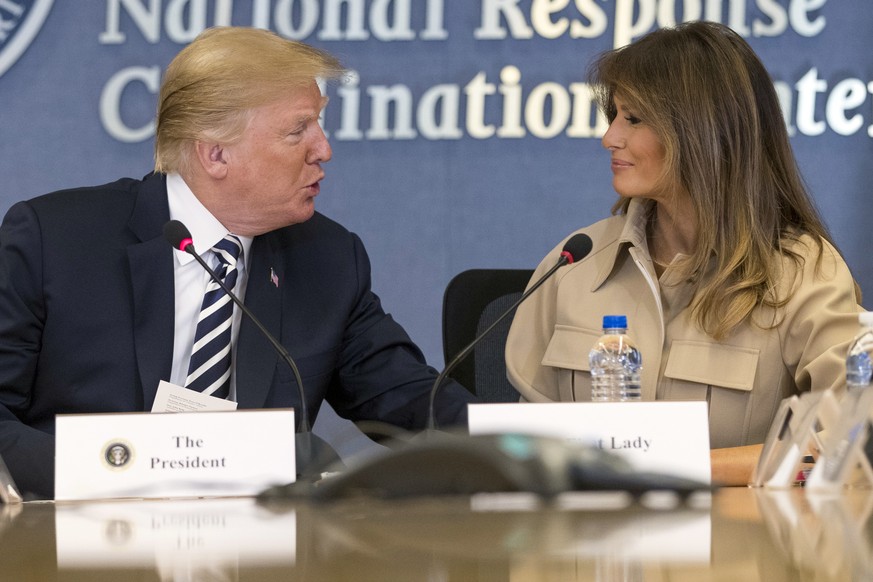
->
xmin=185 ymin=234 xmax=242 ymax=398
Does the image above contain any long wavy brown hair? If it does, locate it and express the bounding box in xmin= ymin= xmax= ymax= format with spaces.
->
xmin=589 ymin=21 xmax=859 ymax=340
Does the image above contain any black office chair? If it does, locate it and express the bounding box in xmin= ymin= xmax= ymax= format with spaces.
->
xmin=442 ymin=269 xmax=534 ymax=402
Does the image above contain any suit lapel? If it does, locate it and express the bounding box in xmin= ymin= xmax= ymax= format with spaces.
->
xmin=126 ymin=174 xmax=175 ymax=409
xmin=122 ymin=175 xmax=287 ymax=410
xmin=236 ymin=234 xmax=282 ymax=409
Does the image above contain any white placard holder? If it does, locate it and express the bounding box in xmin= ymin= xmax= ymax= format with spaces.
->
xmin=55 ymin=409 xmax=296 ymax=501
xmin=0 ymin=453 xmax=22 ymax=504
xmin=750 ymin=395 xmax=801 ymax=487
xmin=805 ymin=387 xmax=873 ymax=491
xmin=468 ymin=401 xmax=711 ymax=484
xmin=751 ymin=390 xmax=840 ymax=489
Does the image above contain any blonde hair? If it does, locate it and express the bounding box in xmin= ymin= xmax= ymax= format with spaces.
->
xmin=589 ymin=21 xmax=859 ymax=339
xmin=154 ymin=27 xmax=345 ymax=175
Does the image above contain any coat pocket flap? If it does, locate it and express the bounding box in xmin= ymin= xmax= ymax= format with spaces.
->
xmin=664 ymin=340 xmax=759 ymax=391
xmin=542 ymin=325 xmax=601 ymax=372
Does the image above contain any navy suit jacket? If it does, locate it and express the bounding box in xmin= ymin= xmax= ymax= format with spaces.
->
xmin=0 ymin=173 xmax=474 ymax=498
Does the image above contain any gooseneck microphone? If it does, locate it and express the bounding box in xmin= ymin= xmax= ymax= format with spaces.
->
xmin=162 ymin=220 xmax=311 ymax=433
xmin=427 ymin=233 xmax=594 ymax=430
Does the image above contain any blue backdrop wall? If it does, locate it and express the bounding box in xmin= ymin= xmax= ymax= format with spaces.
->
xmin=2 ymin=0 xmax=872 ymax=371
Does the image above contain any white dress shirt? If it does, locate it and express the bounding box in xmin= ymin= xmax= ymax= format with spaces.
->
xmin=166 ymin=172 xmax=253 ymax=401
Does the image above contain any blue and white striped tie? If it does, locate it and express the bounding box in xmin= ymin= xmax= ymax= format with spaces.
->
xmin=185 ymin=234 xmax=242 ymax=398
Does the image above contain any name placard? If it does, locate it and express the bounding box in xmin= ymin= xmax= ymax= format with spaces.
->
xmin=468 ymin=402 xmax=711 ymax=483
xmin=55 ymin=409 xmax=296 ymax=501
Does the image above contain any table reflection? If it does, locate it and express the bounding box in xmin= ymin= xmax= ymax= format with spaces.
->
xmin=755 ymin=487 xmax=873 ymax=580
xmin=55 ymin=498 xmax=295 ymax=580
xmin=0 ymin=488 xmax=871 ymax=581
xmin=296 ymin=492 xmax=711 ymax=582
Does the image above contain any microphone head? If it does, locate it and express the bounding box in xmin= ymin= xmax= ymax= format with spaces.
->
xmin=163 ymin=220 xmax=194 ymax=252
xmin=560 ymin=233 xmax=593 ymax=264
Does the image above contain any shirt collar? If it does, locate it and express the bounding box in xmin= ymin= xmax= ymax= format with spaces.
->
xmin=166 ymin=172 xmax=253 ymax=266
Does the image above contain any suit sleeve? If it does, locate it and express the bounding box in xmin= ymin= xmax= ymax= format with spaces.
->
xmin=0 ymin=202 xmax=56 ymax=499
xmin=326 ymin=233 xmax=476 ymax=430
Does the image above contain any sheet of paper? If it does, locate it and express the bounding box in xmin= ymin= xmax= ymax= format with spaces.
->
xmin=151 ymin=380 xmax=238 ymax=412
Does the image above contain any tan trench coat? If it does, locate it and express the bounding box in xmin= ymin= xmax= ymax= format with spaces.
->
xmin=506 ymin=200 xmax=861 ymax=448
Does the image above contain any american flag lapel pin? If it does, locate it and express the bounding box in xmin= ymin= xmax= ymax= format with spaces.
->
xmin=270 ymin=267 xmax=279 ymax=288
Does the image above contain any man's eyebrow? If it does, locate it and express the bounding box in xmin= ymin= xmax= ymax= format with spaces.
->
xmin=294 ymin=111 xmax=320 ymax=125
xmin=301 ymin=97 xmax=329 ymax=120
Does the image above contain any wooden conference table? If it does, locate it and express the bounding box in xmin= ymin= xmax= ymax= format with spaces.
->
xmin=1 ymin=486 xmax=870 ymax=581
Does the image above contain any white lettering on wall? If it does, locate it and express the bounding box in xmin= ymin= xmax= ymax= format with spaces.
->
xmin=273 ymin=0 xmax=319 ymax=39
xmin=526 ymin=81 xmax=572 ymax=138
xmin=795 ymin=67 xmax=827 ymax=136
xmin=92 ymin=0 xmax=866 ymax=143
xmin=100 ymin=0 xmax=447 ymax=43
xmin=475 ymin=0 xmax=535 ymax=40
xmin=164 ymin=0 xmax=232 ymax=42
xmin=474 ymin=0 xmax=828 ymax=48
xmin=498 ymin=66 xmax=525 ymax=138
xmin=418 ymin=84 xmax=464 ymax=139
xmin=101 ymin=0 xmax=159 ymax=43
xmin=319 ymin=0 xmax=369 ymax=40
xmin=566 ymin=83 xmax=608 ymax=138
xmin=98 ymin=0 xmax=828 ymax=47
xmin=465 ymin=72 xmax=497 ymax=139
xmin=421 ymin=0 xmax=447 ymax=40
xmin=334 ymin=70 xmax=364 ymax=140
xmin=366 ymin=84 xmax=418 ymax=139
xmin=790 ymin=0 xmax=827 ymax=36
xmin=98 ymin=65 xmax=873 ymax=143
xmin=613 ymin=0 xmax=657 ymax=48
xmin=826 ymin=78 xmax=866 ymax=136
xmin=100 ymin=0 xmax=232 ymax=44
xmin=99 ymin=65 xmax=160 ymax=142
xmin=369 ymin=0 xmax=416 ymax=41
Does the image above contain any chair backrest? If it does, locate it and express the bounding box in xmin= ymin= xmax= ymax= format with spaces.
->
xmin=442 ymin=269 xmax=534 ymax=402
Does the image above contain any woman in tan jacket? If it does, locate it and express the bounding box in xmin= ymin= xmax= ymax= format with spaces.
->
xmin=505 ymin=21 xmax=862 ymax=486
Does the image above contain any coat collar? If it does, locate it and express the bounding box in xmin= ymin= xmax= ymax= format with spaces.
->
xmin=590 ymin=198 xmax=654 ymax=292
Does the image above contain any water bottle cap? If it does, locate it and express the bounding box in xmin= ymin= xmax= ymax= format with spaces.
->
xmin=602 ymin=315 xmax=627 ymax=329
xmin=859 ymin=312 xmax=873 ymax=328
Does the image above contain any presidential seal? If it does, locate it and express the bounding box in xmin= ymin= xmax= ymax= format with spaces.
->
xmin=0 ymin=0 xmax=55 ymax=79
xmin=102 ymin=440 xmax=134 ymax=470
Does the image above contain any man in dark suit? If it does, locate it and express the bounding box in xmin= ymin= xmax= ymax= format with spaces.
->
xmin=0 ymin=27 xmax=474 ymax=499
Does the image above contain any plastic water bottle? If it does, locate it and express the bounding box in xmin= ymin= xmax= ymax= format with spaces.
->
xmin=589 ymin=315 xmax=642 ymax=402
xmin=846 ymin=312 xmax=873 ymax=391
